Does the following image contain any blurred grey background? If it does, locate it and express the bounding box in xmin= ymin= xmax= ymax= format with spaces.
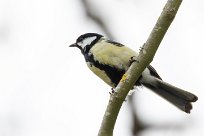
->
xmin=0 ymin=0 xmax=203 ymax=136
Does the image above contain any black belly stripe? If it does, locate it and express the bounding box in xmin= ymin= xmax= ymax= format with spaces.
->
xmin=84 ymin=53 xmax=125 ymax=87
xmin=84 ymin=53 xmax=143 ymax=87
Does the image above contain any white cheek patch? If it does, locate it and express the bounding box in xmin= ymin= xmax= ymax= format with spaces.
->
xmin=78 ymin=36 xmax=97 ymax=49
xmin=77 ymin=42 xmax=83 ymax=47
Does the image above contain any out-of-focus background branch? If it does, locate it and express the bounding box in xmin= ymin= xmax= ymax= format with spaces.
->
xmin=81 ymin=0 xmax=114 ymax=39
xmin=128 ymin=94 xmax=147 ymax=135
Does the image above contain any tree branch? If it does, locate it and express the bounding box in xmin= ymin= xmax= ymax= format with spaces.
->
xmin=98 ymin=0 xmax=183 ymax=136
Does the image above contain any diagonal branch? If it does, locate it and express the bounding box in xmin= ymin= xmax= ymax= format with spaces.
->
xmin=98 ymin=0 xmax=183 ymax=136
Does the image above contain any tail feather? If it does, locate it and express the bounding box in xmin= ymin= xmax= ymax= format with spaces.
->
xmin=142 ymin=78 xmax=198 ymax=113
xmin=156 ymin=79 xmax=198 ymax=102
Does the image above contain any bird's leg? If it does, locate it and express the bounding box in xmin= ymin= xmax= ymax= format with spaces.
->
xmin=139 ymin=46 xmax=144 ymax=51
xmin=109 ymin=88 xmax=115 ymax=95
xmin=129 ymin=56 xmax=139 ymax=66
xmin=139 ymin=43 xmax=145 ymax=52
xmin=109 ymin=88 xmax=126 ymax=102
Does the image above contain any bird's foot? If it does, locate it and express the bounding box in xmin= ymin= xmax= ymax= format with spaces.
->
xmin=139 ymin=45 xmax=145 ymax=51
xmin=129 ymin=56 xmax=139 ymax=66
xmin=109 ymin=88 xmax=117 ymax=95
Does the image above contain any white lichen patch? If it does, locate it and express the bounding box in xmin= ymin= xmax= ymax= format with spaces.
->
xmin=105 ymin=112 xmax=111 ymax=116
xmin=142 ymin=49 xmax=147 ymax=54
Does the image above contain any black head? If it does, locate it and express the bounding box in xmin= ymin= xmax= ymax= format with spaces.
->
xmin=69 ymin=33 xmax=103 ymax=54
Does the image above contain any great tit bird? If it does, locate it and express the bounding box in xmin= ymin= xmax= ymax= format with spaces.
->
xmin=69 ymin=33 xmax=198 ymax=113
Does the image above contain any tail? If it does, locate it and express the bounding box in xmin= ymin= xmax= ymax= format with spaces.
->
xmin=142 ymin=78 xmax=198 ymax=113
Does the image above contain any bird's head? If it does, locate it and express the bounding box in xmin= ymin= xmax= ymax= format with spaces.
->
xmin=69 ymin=33 xmax=103 ymax=54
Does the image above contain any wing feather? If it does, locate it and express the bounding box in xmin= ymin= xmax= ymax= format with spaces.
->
xmin=90 ymin=41 xmax=138 ymax=71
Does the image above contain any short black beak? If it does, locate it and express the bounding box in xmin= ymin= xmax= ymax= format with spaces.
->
xmin=69 ymin=43 xmax=77 ymax=47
